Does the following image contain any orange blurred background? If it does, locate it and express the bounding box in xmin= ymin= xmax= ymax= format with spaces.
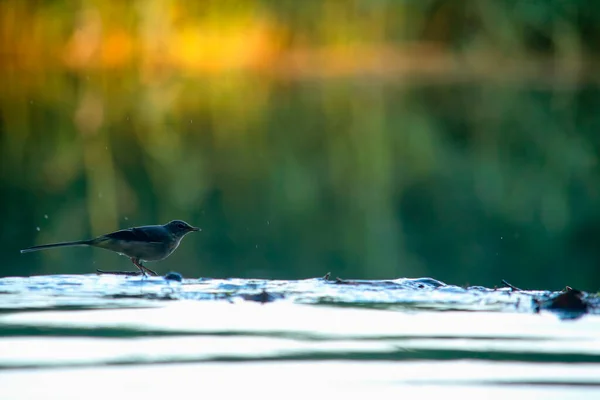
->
xmin=1 ymin=1 xmax=600 ymax=290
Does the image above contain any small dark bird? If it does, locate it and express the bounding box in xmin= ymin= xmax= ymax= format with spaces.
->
xmin=20 ymin=220 xmax=200 ymax=276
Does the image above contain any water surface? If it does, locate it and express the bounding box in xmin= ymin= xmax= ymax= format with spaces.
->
xmin=0 ymin=274 xmax=598 ymax=398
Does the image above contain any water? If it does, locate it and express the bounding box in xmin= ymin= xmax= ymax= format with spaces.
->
xmin=0 ymin=274 xmax=599 ymax=399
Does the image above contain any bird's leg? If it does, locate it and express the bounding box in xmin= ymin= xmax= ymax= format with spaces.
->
xmin=130 ymin=258 xmax=158 ymax=277
xmin=130 ymin=258 xmax=146 ymax=277
xmin=130 ymin=257 xmax=148 ymax=277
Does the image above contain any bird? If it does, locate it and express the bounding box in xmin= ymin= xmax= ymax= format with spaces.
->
xmin=20 ymin=220 xmax=200 ymax=276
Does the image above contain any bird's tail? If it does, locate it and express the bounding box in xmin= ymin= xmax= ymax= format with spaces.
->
xmin=20 ymin=240 xmax=92 ymax=254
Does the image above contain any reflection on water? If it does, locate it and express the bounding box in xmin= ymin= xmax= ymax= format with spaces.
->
xmin=0 ymin=273 xmax=540 ymax=312
xmin=2 ymin=362 xmax=599 ymax=399
xmin=0 ymin=274 xmax=599 ymax=398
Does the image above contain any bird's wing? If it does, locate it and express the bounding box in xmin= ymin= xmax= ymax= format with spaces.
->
xmin=103 ymin=226 xmax=167 ymax=243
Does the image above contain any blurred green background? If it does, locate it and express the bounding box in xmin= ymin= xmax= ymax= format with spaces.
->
xmin=1 ymin=1 xmax=600 ymax=290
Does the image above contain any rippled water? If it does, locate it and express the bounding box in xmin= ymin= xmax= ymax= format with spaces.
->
xmin=0 ymin=274 xmax=599 ymax=399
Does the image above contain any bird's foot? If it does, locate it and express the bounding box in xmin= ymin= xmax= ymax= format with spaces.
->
xmin=141 ymin=265 xmax=158 ymax=276
xmin=130 ymin=258 xmax=158 ymax=277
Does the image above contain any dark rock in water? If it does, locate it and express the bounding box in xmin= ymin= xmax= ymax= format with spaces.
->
xmin=545 ymin=287 xmax=588 ymax=312
xmin=164 ymin=272 xmax=183 ymax=282
xmin=242 ymin=289 xmax=285 ymax=303
xmin=533 ymin=287 xmax=590 ymax=320
xmin=408 ymin=277 xmax=446 ymax=288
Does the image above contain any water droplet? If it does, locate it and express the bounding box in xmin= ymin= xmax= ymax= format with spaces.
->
xmin=44 ymin=214 xmax=48 ymax=219
xmin=36 ymin=227 xmax=40 ymax=231
xmin=255 ymin=245 xmax=258 ymax=248
xmin=190 ymin=119 xmax=193 ymax=124
xmin=124 ymin=217 xmax=129 ymax=221
xmin=267 ymin=220 xmax=270 ymax=225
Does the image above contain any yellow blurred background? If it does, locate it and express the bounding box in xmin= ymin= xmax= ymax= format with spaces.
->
xmin=1 ymin=1 xmax=600 ymax=289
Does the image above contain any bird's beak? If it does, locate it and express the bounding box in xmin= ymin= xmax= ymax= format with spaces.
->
xmin=191 ymin=226 xmax=201 ymax=232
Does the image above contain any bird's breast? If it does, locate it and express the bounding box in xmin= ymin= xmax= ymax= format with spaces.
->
xmin=118 ymin=240 xmax=174 ymax=261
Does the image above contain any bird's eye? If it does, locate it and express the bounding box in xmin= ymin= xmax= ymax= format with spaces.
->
xmin=177 ymin=222 xmax=186 ymax=229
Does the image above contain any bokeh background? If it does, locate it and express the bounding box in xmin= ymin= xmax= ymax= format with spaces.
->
xmin=1 ymin=1 xmax=600 ymax=290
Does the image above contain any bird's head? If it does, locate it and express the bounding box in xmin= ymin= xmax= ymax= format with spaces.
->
xmin=164 ymin=220 xmax=201 ymax=237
